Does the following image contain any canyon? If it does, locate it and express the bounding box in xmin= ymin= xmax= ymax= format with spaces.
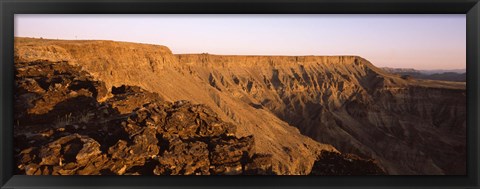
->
xmin=14 ymin=37 xmax=466 ymax=175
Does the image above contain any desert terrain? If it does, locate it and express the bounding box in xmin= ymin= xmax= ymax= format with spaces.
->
xmin=13 ymin=37 xmax=466 ymax=175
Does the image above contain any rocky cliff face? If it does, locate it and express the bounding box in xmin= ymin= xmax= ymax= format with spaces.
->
xmin=176 ymin=54 xmax=466 ymax=175
xmin=14 ymin=60 xmax=276 ymax=175
xmin=14 ymin=38 xmax=344 ymax=175
xmin=14 ymin=59 xmax=383 ymax=175
xmin=14 ymin=37 xmax=464 ymax=175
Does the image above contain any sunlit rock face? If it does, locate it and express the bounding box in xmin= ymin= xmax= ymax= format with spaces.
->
xmin=14 ymin=60 xmax=274 ymax=175
xmin=175 ymin=54 xmax=466 ymax=175
xmin=14 ymin=37 xmax=465 ymax=175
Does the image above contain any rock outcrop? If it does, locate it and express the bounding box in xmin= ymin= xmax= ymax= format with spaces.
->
xmin=309 ymin=151 xmax=385 ymax=175
xmin=14 ymin=37 xmax=339 ymax=175
xmin=14 ymin=37 xmax=465 ymax=175
xmin=14 ymin=60 xmax=276 ymax=175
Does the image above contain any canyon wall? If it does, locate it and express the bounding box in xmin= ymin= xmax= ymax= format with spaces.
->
xmin=15 ymin=37 xmax=466 ymax=175
xmin=176 ymin=54 xmax=466 ymax=175
xmin=14 ymin=37 xmax=338 ymax=175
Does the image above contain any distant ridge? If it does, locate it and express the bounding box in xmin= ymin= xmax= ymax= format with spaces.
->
xmin=382 ymin=67 xmax=466 ymax=82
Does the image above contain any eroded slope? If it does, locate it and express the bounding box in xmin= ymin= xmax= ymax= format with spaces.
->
xmin=14 ymin=60 xmax=274 ymax=175
xmin=14 ymin=37 xmax=465 ymax=175
xmin=14 ymin=37 xmax=339 ymax=175
xmin=176 ymin=54 xmax=466 ymax=175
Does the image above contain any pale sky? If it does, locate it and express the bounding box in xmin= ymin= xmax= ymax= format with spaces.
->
xmin=15 ymin=14 xmax=466 ymax=70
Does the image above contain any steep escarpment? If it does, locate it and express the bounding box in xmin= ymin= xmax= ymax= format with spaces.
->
xmin=14 ymin=60 xmax=272 ymax=175
xmin=14 ymin=37 xmax=465 ymax=175
xmin=176 ymin=54 xmax=466 ymax=175
xmin=14 ymin=37 xmax=341 ymax=175
xmin=14 ymin=59 xmax=384 ymax=175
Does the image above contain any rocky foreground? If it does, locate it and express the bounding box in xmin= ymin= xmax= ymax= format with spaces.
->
xmin=14 ymin=60 xmax=384 ymax=175
xmin=14 ymin=37 xmax=465 ymax=175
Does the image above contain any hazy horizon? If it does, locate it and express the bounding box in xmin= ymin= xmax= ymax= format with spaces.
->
xmin=15 ymin=14 xmax=466 ymax=70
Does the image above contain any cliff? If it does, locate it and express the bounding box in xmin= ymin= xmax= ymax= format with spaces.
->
xmin=14 ymin=60 xmax=276 ymax=175
xmin=14 ymin=37 xmax=465 ymax=175
xmin=15 ymin=37 xmax=339 ymax=175
xmin=175 ymin=54 xmax=466 ymax=175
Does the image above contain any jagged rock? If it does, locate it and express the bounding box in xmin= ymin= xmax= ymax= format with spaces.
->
xmin=14 ymin=60 xmax=108 ymax=127
xmin=210 ymin=162 xmax=243 ymax=175
xmin=128 ymin=101 xmax=236 ymax=140
xmin=15 ymin=38 xmax=343 ymax=175
xmin=17 ymin=134 xmax=109 ymax=175
xmin=108 ymin=127 xmax=159 ymax=170
xmin=14 ymin=59 xmax=265 ymax=176
xmin=107 ymin=85 xmax=164 ymax=114
xmin=17 ymin=147 xmax=39 ymax=169
xmin=154 ymin=139 xmax=210 ymax=175
xmin=309 ymin=151 xmax=385 ymax=175
xmin=244 ymin=154 xmax=274 ymax=175
xmin=210 ymin=136 xmax=254 ymax=165
xmin=14 ymin=38 xmax=463 ymax=175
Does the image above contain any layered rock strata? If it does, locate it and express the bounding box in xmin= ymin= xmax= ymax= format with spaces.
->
xmin=14 ymin=37 xmax=465 ymax=175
